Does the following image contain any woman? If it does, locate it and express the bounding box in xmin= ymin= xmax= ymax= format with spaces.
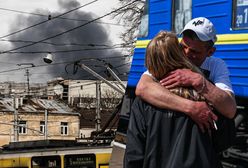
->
xmin=145 ymin=31 xmax=204 ymax=101
xmin=124 ymin=31 xmax=222 ymax=168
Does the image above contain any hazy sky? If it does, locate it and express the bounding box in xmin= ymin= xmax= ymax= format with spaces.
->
xmin=0 ymin=0 xmax=130 ymax=83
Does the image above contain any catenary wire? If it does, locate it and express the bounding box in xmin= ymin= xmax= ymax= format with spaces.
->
xmin=0 ymin=0 xmax=98 ymax=39
xmin=0 ymin=1 xmax=138 ymax=54
xmin=0 ymin=7 xmax=126 ymax=27
xmin=0 ymin=39 xmax=134 ymax=47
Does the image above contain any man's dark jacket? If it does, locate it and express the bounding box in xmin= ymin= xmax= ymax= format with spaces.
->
xmin=124 ymin=97 xmax=221 ymax=168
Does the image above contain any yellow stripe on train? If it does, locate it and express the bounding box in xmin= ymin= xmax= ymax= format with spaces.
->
xmin=135 ymin=33 xmax=248 ymax=48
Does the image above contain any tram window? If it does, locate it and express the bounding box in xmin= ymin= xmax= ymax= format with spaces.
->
xmin=64 ymin=154 xmax=96 ymax=168
xmin=31 ymin=155 xmax=61 ymax=168
xmin=138 ymin=0 xmax=149 ymax=38
xmin=233 ymin=0 xmax=248 ymax=29
xmin=172 ymin=0 xmax=192 ymax=34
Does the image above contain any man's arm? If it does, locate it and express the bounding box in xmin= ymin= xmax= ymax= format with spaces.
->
xmin=136 ymin=74 xmax=217 ymax=131
xmin=194 ymin=75 xmax=236 ymax=119
xmin=136 ymin=74 xmax=192 ymax=111
xmin=160 ymin=69 xmax=236 ymax=119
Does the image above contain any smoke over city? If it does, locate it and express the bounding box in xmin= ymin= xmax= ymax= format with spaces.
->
xmin=0 ymin=0 xmax=130 ymax=83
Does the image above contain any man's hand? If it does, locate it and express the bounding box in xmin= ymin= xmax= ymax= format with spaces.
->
xmin=160 ymin=69 xmax=202 ymax=89
xmin=189 ymin=101 xmax=218 ymax=132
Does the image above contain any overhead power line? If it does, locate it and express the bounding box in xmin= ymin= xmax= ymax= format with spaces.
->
xmin=0 ymin=0 xmax=98 ymax=39
xmin=0 ymin=7 xmax=125 ymax=27
xmin=0 ymin=56 xmax=131 ymax=74
xmin=4 ymin=46 xmax=132 ymax=54
xmin=0 ymin=0 xmax=138 ymax=55
xmin=0 ymin=7 xmax=47 ymax=17
xmin=0 ymin=61 xmax=17 ymax=65
xmin=0 ymin=39 xmax=133 ymax=47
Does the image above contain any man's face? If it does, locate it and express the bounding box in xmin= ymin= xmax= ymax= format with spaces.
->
xmin=180 ymin=36 xmax=213 ymax=66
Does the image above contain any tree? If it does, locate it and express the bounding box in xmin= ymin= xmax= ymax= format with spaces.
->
xmin=112 ymin=0 xmax=145 ymax=46
xmin=101 ymin=89 xmax=122 ymax=109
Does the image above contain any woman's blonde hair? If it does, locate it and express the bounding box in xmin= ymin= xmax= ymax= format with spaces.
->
xmin=145 ymin=31 xmax=200 ymax=80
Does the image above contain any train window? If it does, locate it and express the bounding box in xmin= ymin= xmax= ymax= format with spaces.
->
xmin=64 ymin=154 xmax=96 ymax=168
xmin=172 ymin=0 xmax=192 ymax=34
xmin=233 ymin=0 xmax=248 ymax=29
xmin=138 ymin=0 xmax=149 ymax=38
xmin=31 ymin=155 xmax=61 ymax=168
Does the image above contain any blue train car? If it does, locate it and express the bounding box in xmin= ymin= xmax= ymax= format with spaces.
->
xmin=110 ymin=0 xmax=248 ymax=167
xmin=129 ymin=0 xmax=248 ymax=100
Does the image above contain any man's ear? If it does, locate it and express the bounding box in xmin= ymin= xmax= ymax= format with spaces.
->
xmin=207 ymin=47 xmax=216 ymax=57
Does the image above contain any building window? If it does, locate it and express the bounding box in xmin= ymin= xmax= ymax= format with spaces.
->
xmin=19 ymin=121 xmax=27 ymax=134
xmin=173 ymin=0 xmax=192 ymax=34
xmin=61 ymin=122 xmax=68 ymax=135
xmin=40 ymin=121 xmax=45 ymax=134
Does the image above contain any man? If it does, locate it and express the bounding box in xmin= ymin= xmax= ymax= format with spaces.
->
xmin=135 ymin=17 xmax=236 ymax=131
xmin=124 ymin=26 xmax=227 ymax=168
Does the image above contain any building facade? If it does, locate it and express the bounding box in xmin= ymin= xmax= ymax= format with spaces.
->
xmin=46 ymin=79 xmax=126 ymax=109
xmin=0 ymin=82 xmax=47 ymax=98
xmin=0 ymin=98 xmax=80 ymax=147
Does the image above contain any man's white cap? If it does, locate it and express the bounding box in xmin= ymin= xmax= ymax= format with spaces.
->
xmin=181 ymin=17 xmax=217 ymax=43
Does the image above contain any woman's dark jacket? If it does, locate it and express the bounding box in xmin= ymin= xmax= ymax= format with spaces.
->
xmin=124 ymin=97 xmax=221 ymax=168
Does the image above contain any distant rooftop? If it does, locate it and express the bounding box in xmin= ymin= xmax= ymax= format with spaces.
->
xmin=0 ymin=98 xmax=79 ymax=115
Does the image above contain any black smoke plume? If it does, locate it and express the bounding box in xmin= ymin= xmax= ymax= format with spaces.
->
xmin=0 ymin=0 xmax=129 ymax=83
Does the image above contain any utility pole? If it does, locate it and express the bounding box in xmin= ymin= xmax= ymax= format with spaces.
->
xmin=44 ymin=109 xmax=48 ymax=140
xmin=13 ymin=94 xmax=19 ymax=142
xmin=17 ymin=63 xmax=34 ymax=96
xmin=24 ymin=69 xmax=30 ymax=96
xmin=95 ymin=81 xmax=101 ymax=132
